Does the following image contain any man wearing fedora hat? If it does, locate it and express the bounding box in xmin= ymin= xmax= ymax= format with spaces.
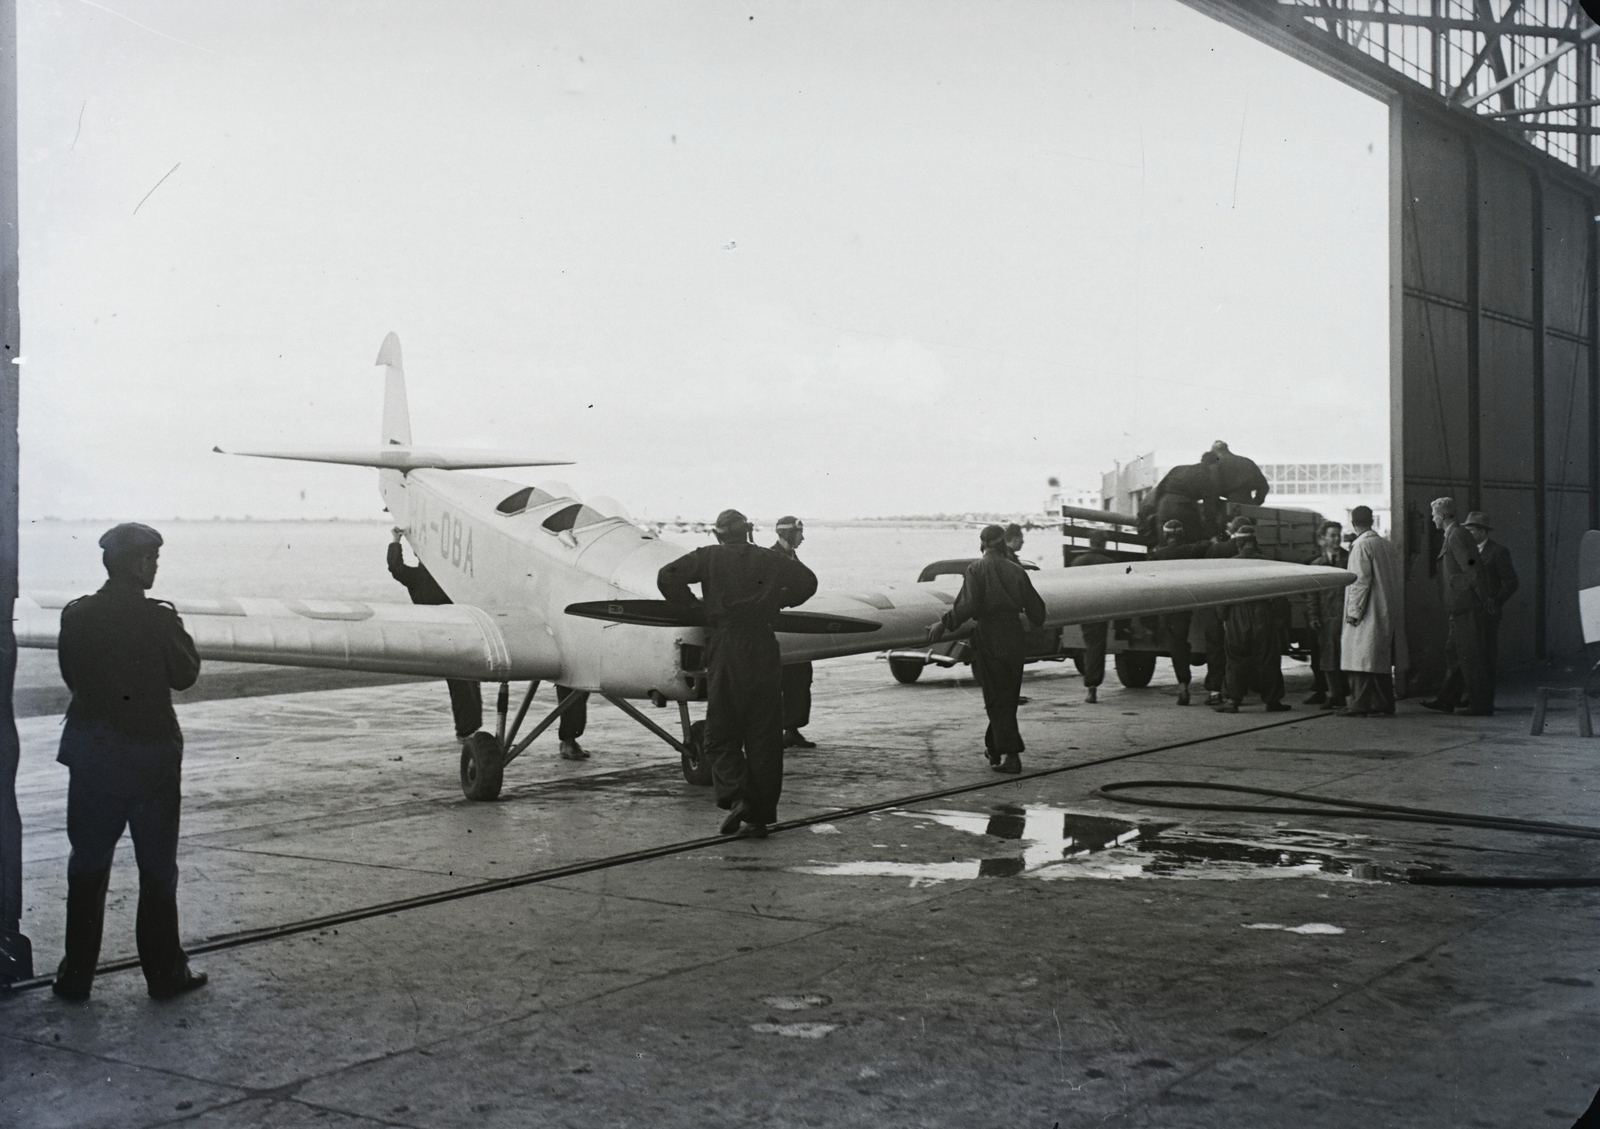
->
xmin=1423 ymin=498 xmax=1494 ymax=715
xmin=1462 ymin=512 xmax=1518 ymax=708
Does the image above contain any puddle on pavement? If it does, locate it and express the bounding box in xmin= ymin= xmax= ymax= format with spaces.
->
xmin=791 ymin=803 xmax=1409 ymax=887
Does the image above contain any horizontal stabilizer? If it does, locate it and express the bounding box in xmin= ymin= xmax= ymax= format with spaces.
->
xmin=217 ymin=445 xmax=573 ymax=471
xmin=564 ymin=600 xmax=881 ymax=635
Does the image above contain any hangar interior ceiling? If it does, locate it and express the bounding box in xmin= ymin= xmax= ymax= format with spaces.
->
xmin=1183 ymin=0 xmax=1599 ymax=681
xmin=1279 ymin=0 xmax=1599 ymax=172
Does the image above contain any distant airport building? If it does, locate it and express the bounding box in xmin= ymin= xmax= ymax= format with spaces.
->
xmin=1098 ymin=454 xmax=1390 ymax=533
xmin=1100 ymin=455 xmax=1160 ymax=517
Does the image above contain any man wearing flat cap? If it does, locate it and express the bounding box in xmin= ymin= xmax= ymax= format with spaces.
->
xmin=927 ymin=523 xmax=1047 ymax=773
xmin=658 ymin=509 xmax=817 ymax=838
xmin=770 ymin=516 xmax=816 ymax=750
xmin=52 ymin=523 xmax=206 ymax=1001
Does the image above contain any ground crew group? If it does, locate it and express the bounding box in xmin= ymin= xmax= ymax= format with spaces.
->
xmin=47 ymin=502 xmax=1520 ymax=1002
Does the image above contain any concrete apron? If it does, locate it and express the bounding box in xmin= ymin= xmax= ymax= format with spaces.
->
xmin=3 ymin=654 xmax=1598 ymax=1128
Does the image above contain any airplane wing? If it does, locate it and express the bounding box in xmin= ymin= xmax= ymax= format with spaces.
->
xmin=16 ymin=593 xmax=562 ymax=682
xmin=215 ymin=445 xmax=572 ymax=471
xmin=769 ymin=557 xmax=1353 ymax=663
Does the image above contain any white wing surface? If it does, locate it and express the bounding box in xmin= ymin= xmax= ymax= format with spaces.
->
xmin=775 ymin=558 xmax=1353 ymax=663
xmin=217 ymin=445 xmax=572 ymax=471
xmin=16 ymin=593 xmax=562 ymax=682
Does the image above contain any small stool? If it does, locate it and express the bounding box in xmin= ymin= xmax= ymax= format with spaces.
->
xmin=1531 ymin=687 xmax=1594 ymax=737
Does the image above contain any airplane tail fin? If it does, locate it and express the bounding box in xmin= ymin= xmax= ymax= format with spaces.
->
xmin=377 ymin=332 xmax=412 ymax=446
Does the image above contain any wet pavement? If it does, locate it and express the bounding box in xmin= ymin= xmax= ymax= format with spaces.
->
xmin=5 ymin=654 xmax=1600 ymax=1127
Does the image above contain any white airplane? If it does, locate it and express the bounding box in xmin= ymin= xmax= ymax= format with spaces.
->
xmin=15 ymin=335 xmax=1354 ymax=802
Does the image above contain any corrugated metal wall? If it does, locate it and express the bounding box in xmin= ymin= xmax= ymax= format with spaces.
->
xmin=1395 ymin=96 xmax=1598 ymax=686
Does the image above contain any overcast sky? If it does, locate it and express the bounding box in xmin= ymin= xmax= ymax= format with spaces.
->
xmin=19 ymin=0 xmax=1389 ymax=521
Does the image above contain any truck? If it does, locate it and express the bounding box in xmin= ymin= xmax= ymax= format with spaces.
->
xmin=880 ymin=502 xmax=1327 ymax=686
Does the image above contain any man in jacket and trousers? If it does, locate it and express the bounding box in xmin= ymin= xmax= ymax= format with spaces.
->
xmin=1423 ymin=498 xmax=1494 ymax=715
xmin=1213 ymin=525 xmax=1291 ymax=713
xmin=1462 ymin=511 xmax=1518 ymax=708
xmin=770 ymin=516 xmax=816 ymax=750
xmin=1340 ymin=506 xmax=1406 ymax=717
xmin=53 ymin=524 xmax=207 ymax=1001
xmin=1304 ymin=521 xmax=1349 ymax=709
xmin=658 ymin=509 xmax=817 ymax=838
xmin=928 ymin=524 xmax=1047 ymax=774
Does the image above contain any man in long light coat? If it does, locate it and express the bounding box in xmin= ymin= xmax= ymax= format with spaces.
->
xmin=1340 ymin=506 xmax=1406 ymax=716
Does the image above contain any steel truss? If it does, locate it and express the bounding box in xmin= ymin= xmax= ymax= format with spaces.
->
xmin=1228 ymin=0 xmax=1600 ymax=175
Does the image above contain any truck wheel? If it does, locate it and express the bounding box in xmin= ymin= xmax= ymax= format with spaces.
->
xmin=888 ymin=657 xmax=925 ymax=684
xmin=459 ymin=732 xmax=504 ymax=801
xmin=1114 ymin=652 xmax=1157 ymax=689
xmin=680 ymin=720 xmax=713 ymax=786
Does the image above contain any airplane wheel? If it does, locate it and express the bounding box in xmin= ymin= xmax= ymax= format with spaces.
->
xmin=1071 ymin=653 xmax=1086 ymax=676
xmin=888 ymin=657 xmax=925 ymax=684
xmin=460 ymin=732 xmax=504 ymax=801
xmin=680 ymin=720 xmax=713 ymax=786
xmin=1114 ymin=652 xmax=1157 ymax=689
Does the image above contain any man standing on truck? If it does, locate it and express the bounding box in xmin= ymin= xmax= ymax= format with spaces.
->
xmin=1070 ymin=533 xmax=1114 ymax=704
xmin=927 ymin=524 xmax=1047 ymax=774
xmin=1148 ymin=519 xmax=1209 ymax=706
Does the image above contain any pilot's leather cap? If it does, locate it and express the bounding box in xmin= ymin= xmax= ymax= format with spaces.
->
xmin=98 ymin=522 xmax=164 ymax=557
xmin=713 ymin=509 xmax=751 ymax=535
xmin=979 ymin=523 xmax=1006 ymax=547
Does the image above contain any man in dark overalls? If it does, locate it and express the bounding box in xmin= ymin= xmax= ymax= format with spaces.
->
xmin=388 ymin=528 xmax=591 ymax=757
xmin=928 ymin=524 xmax=1047 ymax=774
xmin=770 ymin=516 xmax=816 ymax=750
xmin=388 ymin=528 xmax=482 ymax=741
xmin=1148 ymin=519 xmax=1210 ymax=706
xmin=1070 ymin=533 xmax=1114 ymax=704
xmin=658 ymin=510 xmax=817 ymax=838
xmin=1213 ymin=525 xmax=1291 ymax=714
xmin=53 ymin=523 xmax=206 ymax=1001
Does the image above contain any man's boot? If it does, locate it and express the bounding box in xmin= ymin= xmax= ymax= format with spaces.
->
xmin=1304 ymin=691 xmax=1327 ymax=705
xmin=137 ymin=869 xmax=206 ymax=1000
xmin=783 ymin=728 xmax=816 ymax=750
xmin=558 ymin=739 xmax=588 ymax=761
xmin=54 ymin=867 xmax=111 ymax=1002
xmin=995 ymin=753 xmax=1022 ymax=775
xmin=1176 ymin=683 xmax=1190 ymax=706
xmin=1085 ymin=686 xmax=1098 ymax=704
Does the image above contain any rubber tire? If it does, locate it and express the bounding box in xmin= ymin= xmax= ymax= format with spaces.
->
xmin=1114 ymin=651 xmax=1157 ymax=689
xmin=680 ymin=720 xmax=713 ymax=786
xmin=888 ymin=657 xmax=925 ymax=684
xmin=459 ymin=732 xmax=504 ymax=801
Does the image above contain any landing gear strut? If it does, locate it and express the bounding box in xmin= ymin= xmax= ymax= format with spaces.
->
xmin=457 ymin=681 xmax=709 ymax=800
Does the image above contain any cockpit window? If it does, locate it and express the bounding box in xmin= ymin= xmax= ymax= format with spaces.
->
xmin=496 ymin=486 xmax=558 ymax=515
xmin=542 ymin=503 xmax=608 ymax=533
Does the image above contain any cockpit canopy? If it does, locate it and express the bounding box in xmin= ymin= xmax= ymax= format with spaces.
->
xmin=541 ymin=502 xmax=610 ymax=533
xmin=495 ymin=485 xmax=559 ymax=516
